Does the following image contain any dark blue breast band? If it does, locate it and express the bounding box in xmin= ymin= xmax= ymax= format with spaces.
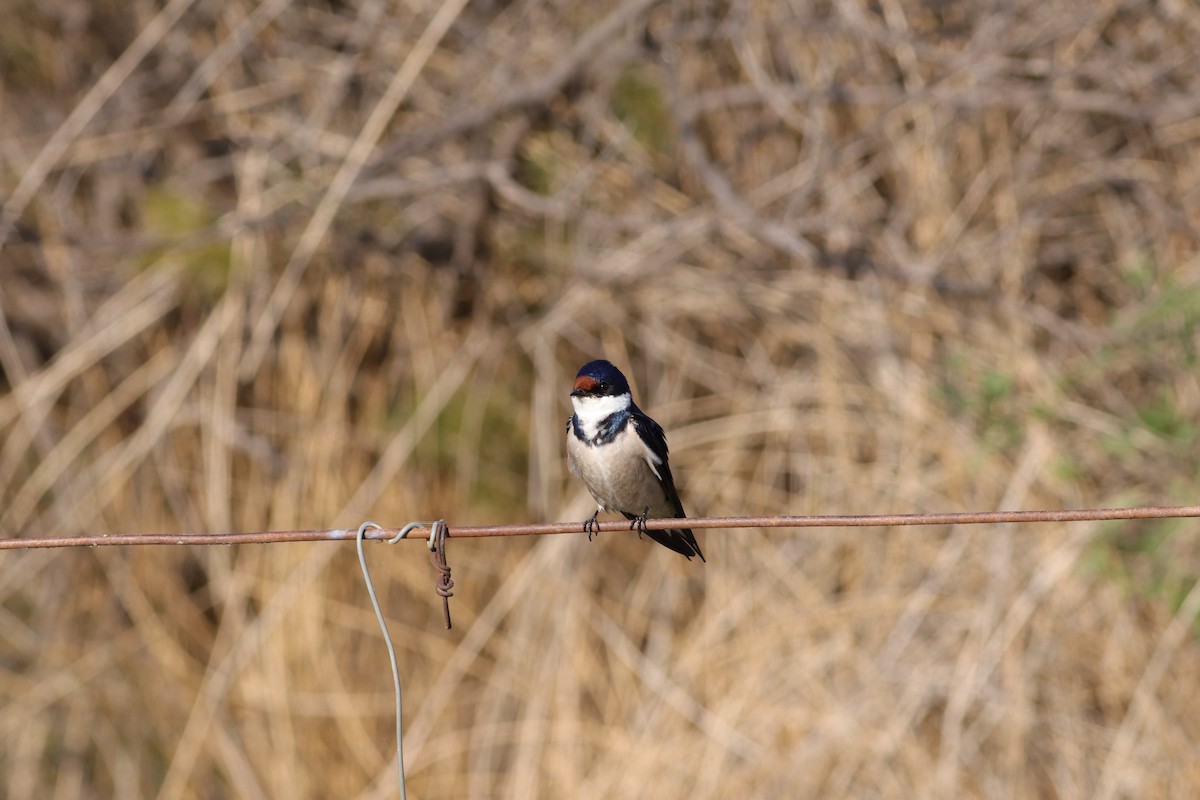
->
xmin=571 ymin=410 xmax=630 ymax=445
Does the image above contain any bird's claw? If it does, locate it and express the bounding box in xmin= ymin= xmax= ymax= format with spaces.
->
xmin=583 ymin=510 xmax=600 ymax=541
xmin=629 ymin=507 xmax=650 ymax=539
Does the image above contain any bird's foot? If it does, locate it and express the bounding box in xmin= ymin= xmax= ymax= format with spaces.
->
xmin=583 ymin=509 xmax=600 ymax=541
xmin=629 ymin=507 xmax=650 ymax=539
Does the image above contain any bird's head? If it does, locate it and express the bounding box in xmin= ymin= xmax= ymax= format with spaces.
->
xmin=571 ymin=359 xmax=631 ymax=400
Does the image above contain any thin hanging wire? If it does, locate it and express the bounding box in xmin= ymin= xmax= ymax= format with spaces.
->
xmin=356 ymin=519 xmax=439 ymax=800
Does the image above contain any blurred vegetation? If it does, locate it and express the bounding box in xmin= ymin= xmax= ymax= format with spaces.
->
xmin=3 ymin=0 xmax=1200 ymax=798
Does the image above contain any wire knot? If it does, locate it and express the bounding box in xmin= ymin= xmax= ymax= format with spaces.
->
xmin=427 ymin=520 xmax=454 ymax=629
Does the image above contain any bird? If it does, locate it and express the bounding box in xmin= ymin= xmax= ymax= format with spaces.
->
xmin=565 ymin=359 xmax=704 ymax=561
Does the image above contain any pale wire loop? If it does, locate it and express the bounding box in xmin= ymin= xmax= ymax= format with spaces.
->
xmin=389 ymin=520 xmax=432 ymax=545
xmin=356 ymin=520 xmax=409 ymax=800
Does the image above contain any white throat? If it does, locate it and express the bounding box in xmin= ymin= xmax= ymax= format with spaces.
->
xmin=571 ymin=392 xmax=631 ymax=440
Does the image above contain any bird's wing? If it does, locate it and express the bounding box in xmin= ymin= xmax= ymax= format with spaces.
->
xmin=629 ymin=407 xmax=705 ymax=561
xmin=630 ymin=408 xmax=686 ymax=518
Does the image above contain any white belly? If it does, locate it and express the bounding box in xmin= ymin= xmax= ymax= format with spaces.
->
xmin=567 ymin=425 xmax=673 ymax=517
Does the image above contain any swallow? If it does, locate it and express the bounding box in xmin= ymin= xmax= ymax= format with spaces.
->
xmin=566 ymin=359 xmax=704 ymax=561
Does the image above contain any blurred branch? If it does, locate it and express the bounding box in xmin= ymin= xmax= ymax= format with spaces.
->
xmin=0 ymin=0 xmax=200 ymax=249
xmin=240 ymin=0 xmax=471 ymax=379
xmin=372 ymin=0 xmax=665 ymax=164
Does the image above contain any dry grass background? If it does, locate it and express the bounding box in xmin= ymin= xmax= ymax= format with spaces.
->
xmin=3 ymin=0 xmax=1200 ymax=797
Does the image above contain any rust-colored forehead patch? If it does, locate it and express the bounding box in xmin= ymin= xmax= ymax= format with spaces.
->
xmin=573 ymin=374 xmax=599 ymax=392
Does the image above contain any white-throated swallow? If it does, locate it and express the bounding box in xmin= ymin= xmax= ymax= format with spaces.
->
xmin=566 ymin=359 xmax=704 ymax=561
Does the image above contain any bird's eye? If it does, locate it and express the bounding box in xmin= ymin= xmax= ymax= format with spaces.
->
xmin=597 ymin=381 xmax=609 ymax=392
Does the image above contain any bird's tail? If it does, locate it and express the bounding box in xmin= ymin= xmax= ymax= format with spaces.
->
xmin=619 ymin=512 xmax=703 ymax=561
xmin=646 ymin=528 xmax=705 ymax=561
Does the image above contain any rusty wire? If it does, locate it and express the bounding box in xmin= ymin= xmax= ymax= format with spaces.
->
xmin=428 ymin=520 xmax=454 ymax=629
xmin=2 ymin=505 xmax=1199 ymax=551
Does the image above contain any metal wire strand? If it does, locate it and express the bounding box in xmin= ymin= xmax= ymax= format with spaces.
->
xmin=6 ymin=505 xmax=1199 ymax=549
xmin=428 ymin=521 xmax=454 ymax=629
xmin=356 ymin=521 xmax=407 ymax=800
